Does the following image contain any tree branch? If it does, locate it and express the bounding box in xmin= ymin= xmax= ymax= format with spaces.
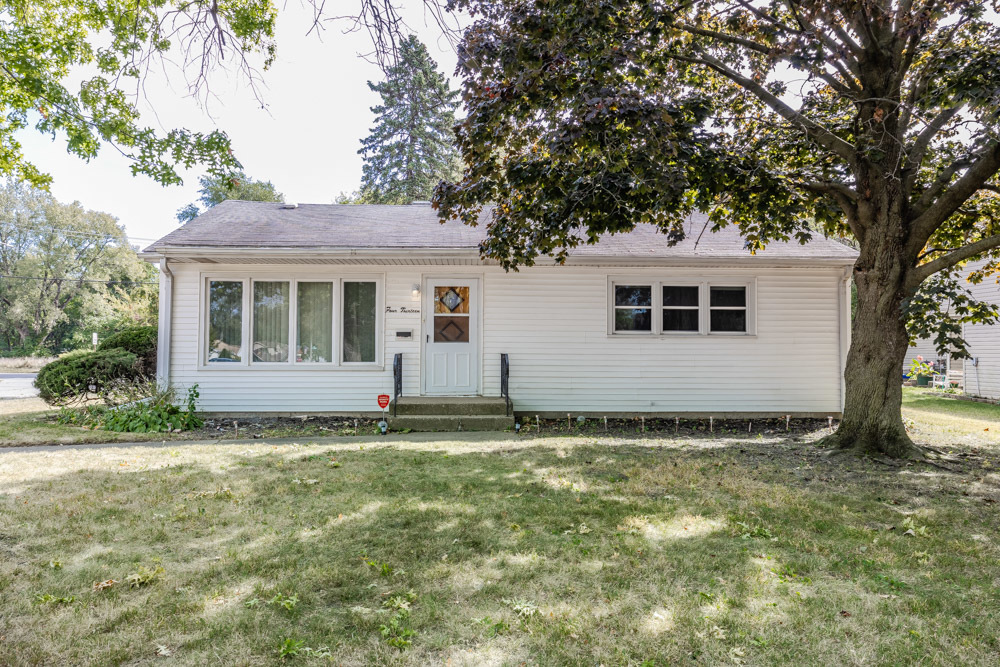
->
xmin=908 ymin=233 xmax=1000 ymax=288
xmin=902 ymin=104 xmax=964 ymax=194
xmin=676 ymin=24 xmax=770 ymax=54
xmin=798 ymin=181 xmax=862 ymax=237
xmin=909 ymin=141 xmax=1000 ymax=253
xmin=670 ymin=52 xmax=858 ymax=164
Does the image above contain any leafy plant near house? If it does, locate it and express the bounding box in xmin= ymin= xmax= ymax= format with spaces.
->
xmin=56 ymin=385 xmax=202 ymax=433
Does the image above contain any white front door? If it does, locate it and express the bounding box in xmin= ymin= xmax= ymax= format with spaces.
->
xmin=424 ymin=278 xmax=479 ymax=395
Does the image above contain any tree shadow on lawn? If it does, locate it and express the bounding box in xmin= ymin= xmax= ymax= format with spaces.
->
xmin=1 ymin=436 xmax=999 ymax=665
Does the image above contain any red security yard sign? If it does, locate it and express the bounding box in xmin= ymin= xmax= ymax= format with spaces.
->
xmin=377 ymin=394 xmax=390 ymax=409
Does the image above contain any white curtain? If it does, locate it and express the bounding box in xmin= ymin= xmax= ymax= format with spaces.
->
xmin=253 ymin=281 xmax=290 ymax=362
xmin=297 ymin=282 xmax=333 ymax=362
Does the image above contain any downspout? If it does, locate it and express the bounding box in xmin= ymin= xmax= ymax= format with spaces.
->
xmin=838 ymin=266 xmax=852 ymax=414
xmin=157 ymin=258 xmax=173 ymax=390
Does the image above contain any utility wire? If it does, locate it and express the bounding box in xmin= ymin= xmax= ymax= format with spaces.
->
xmin=0 ymin=274 xmax=157 ymax=285
xmin=0 ymin=221 xmax=158 ymax=244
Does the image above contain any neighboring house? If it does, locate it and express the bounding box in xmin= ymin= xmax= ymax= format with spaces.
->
xmin=141 ymin=201 xmax=857 ymax=422
xmin=958 ymin=260 xmax=1000 ymax=399
xmin=902 ymin=259 xmax=1000 ymax=398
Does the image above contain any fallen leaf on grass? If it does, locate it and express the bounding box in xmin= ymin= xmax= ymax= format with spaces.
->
xmin=93 ymin=579 xmax=117 ymax=591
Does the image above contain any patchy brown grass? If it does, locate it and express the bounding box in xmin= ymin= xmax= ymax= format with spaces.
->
xmin=0 ymin=412 xmax=998 ymax=664
xmin=0 ymin=356 xmax=56 ymax=372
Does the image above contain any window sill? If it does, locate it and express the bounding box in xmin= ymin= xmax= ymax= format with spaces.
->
xmin=608 ymin=332 xmax=756 ymax=339
xmin=197 ymin=364 xmax=386 ymax=372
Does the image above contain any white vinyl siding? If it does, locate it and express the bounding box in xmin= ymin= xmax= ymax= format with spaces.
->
xmin=960 ymin=260 xmax=1000 ymax=399
xmin=164 ymin=263 xmax=846 ymax=415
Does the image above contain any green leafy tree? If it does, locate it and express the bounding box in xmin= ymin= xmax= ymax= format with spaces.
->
xmin=0 ymin=1 xmax=293 ymax=188
xmin=437 ymin=0 xmax=1000 ymax=458
xmin=359 ymin=35 xmax=460 ymax=204
xmin=177 ymin=171 xmax=284 ymax=222
xmin=0 ymin=182 xmax=151 ymax=352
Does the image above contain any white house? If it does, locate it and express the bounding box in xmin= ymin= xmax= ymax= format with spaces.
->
xmin=900 ymin=260 xmax=1000 ymax=398
xmin=141 ymin=201 xmax=858 ymax=426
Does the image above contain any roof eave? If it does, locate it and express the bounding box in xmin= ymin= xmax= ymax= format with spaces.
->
xmin=142 ymin=245 xmax=857 ymax=267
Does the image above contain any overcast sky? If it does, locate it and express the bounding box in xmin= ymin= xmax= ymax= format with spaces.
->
xmin=15 ymin=3 xmax=462 ymax=248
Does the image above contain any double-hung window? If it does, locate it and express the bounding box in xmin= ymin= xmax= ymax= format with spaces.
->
xmin=709 ymin=286 xmax=748 ymax=334
xmin=613 ymin=285 xmax=653 ymax=332
xmin=662 ymin=285 xmax=700 ymax=332
xmin=203 ymin=276 xmax=381 ymax=367
xmin=610 ymin=279 xmax=753 ymax=336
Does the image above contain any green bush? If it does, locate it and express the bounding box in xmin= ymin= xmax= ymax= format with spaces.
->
xmin=97 ymin=325 xmax=157 ymax=373
xmin=56 ymin=385 xmax=202 ymax=433
xmin=34 ymin=349 xmax=140 ymax=405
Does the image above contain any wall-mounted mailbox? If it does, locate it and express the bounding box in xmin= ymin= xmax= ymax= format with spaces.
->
xmin=396 ymin=330 xmax=413 ymax=339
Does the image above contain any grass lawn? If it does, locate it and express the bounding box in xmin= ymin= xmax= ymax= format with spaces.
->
xmin=0 ymin=394 xmax=999 ymax=664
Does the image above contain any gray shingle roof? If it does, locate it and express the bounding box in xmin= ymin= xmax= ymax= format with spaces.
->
xmin=144 ymin=200 xmax=858 ymax=262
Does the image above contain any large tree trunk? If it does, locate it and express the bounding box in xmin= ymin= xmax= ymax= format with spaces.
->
xmin=827 ymin=172 xmax=921 ymax=458
xmin=831 ymin=269 xmax=916 ymax=457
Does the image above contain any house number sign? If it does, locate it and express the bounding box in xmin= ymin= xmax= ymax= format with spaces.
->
xmin=385 ymin=306 xmax=420 ymax=313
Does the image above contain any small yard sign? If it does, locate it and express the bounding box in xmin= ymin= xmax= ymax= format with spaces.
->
xmin=377 ymin=394 xmax=390 ymax=409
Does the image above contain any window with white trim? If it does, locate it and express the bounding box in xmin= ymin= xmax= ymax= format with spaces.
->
xmin=662 ymin=285 xmax=700 ymax=332
xmin=613 ymin=285 xmax=653 ymax=332
xmin=203 ymin=276 xmax=381 ymax=367
xmin=296 ymin=281 xmax=334 ymax=363
xmin=343 ymin=281 xmax=377 ymax=363
xmin=610 ymin=279 xmax=753 ymax=336
xmin=207 ymin=280 xmax=244 ymax=363
xmin=709 ymin=286 xmax=747 ymax=333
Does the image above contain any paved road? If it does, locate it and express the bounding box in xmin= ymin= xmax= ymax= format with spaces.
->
xmin=0 ymin=373 xmax=38 ymax=399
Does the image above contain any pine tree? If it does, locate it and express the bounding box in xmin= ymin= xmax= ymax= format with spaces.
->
xmin=358 ymin=36 xmax=460 ymax=204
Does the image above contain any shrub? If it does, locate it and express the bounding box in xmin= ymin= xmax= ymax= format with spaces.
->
xmin=98 ymin=325 xmax=157 ymax=374
xmin=56 ymin=384 xmax=202 ymax=433
xmin=34 ymin=349 xmax=140 ymax=405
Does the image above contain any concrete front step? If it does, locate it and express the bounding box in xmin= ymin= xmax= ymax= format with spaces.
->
xmin=389 ymin=414 xmax=515 ymax=432
xmin=392 ymin=396 xmax=510 ymax=416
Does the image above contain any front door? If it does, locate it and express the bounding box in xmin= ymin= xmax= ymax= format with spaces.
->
xmin=424 ymin=278 xmax=479 ymax=395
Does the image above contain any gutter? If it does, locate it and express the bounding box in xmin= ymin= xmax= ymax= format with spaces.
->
xmin=140 ymin=246 xmax=858 ymax=268
xmin=157 ymin=258 xmax=173 ymax=390
xmin=838 ymin=265 xmax=853 ymax=412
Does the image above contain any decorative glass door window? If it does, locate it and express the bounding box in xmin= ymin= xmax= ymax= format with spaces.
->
xmin=613 ymin=285 xmax=652 ymax=332
xmin=207 ymin=280 xmax=244 ymax=363
xmin=662 ymin=285 xmax=700 ymax=332
xmin=709 ymin=286 xmax=747 ymax=333
xmin=433 ymin=286 xmax=470 ymax=342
